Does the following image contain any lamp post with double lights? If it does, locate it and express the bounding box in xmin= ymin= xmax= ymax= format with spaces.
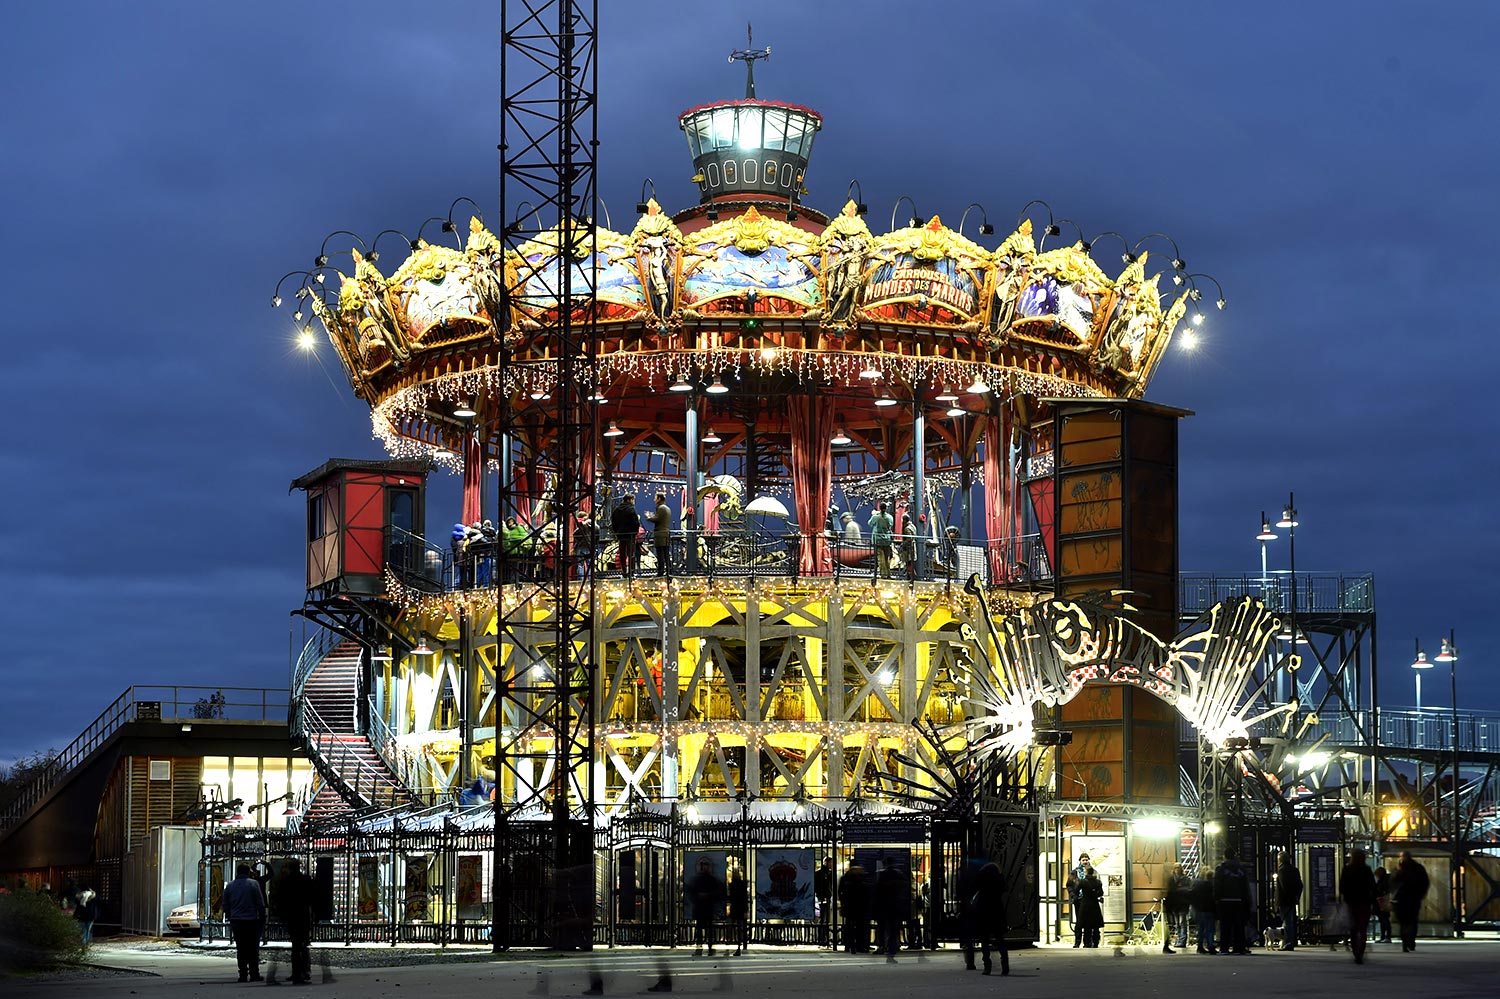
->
xmin=1435 ymin=632 xmax=1462 ymax=936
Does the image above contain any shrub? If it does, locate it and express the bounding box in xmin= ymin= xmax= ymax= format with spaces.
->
xmin=0 ymin=892 xmax=86 ymax=970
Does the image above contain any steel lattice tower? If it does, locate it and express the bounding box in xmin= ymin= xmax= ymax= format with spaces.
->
xmin=493 ymin=0 xmax=598 ymax=950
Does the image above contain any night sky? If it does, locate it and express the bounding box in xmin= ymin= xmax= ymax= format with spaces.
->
xmin=4 ymin=2 xmax=1495 ymax=765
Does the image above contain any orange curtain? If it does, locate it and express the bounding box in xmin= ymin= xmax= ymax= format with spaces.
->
xmin=789 ymin=394 xmax=834 ymax=574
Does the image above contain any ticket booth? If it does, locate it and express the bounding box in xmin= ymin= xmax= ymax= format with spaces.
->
xmin=292 ymin=459 xmax=428 ymax=597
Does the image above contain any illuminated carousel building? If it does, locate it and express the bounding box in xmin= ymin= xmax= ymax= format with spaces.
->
xmin=247 ymin=49 xmax=1345 ymax=948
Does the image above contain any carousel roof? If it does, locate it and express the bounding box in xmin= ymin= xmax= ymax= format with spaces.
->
xmin=278 ymin=81 xmax=1203 ymax=467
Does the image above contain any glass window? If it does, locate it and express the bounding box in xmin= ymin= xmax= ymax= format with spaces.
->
xmin=711 ymin=108 xmax=736 ymax=149
xmin=763 ymin=111 xmax=786 ymax=152
xmin=307 ymin=493 xmax=325 ymax=541
xmin=735 ymin=107 xmax=763 ymax=151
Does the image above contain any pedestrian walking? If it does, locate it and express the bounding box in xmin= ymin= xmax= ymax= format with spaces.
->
xmin=1275 ymin=851 xmax=1303 ymax=950
xmin=957 ymin=859 xmax=982 ymax=969
xmin=1214 ymin=849 xmax=1252 ymax=954
xmin=1373 ymin=866 xmax=1392 ymax=943
xmin=73 ymin=888 xmax=98 ymax=946
xmin=874 ymin=857 xmax=909 ymax=962
xmin=727 ymin=864 xmax=749 ymax=956
xmin=814 ymin=856 xmax=835 ymax=947
xmin=1163 ymin=862 xmax=1192 ymax=952
xmin=222 ymin=863 xmax=266 ymax=982
xmin=971 ymin=862 xmax=1010 ymax=975
xmin=1391 ymin=851 xmax=1430 ymax=952
xmin=688 ymin=857 xmax=724 ymax=956
xmin=1340 ymin=847 xmax=1378 ymax=964
xmin=1191 ymin=865 xmax=1217 ymax=953
xmin=274 ymin=859 xmax=317 ymax=984
xmin=838 ymin=862 xmax=869 ymax=953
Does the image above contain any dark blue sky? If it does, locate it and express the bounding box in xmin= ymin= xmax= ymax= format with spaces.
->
xmin=4 ymin=2 xmax=1495 ymax=764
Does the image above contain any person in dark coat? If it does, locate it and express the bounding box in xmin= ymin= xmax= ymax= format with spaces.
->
xmin=73 ymin=888 xmax=99 ymax=946
xmin=1190 ymin=865 xmax=1217 ymax=953
xmin=1163 ymin=862 xmax=1192 ymax=952
xmin=727 ymin=865 xmax=749 ymax=956
xmin=1339 ymin=847 xmax=1378 ymax=964
xmin=643 ymin=493 xmax=672 ymax=577
xmin=838 ymin=863 xmax=869 ymax=953
xmin=957 ymin=859 xmax=982 ymax=968
xmin=222 ymin=863 xmax=266 ymax=982
xmin=611 ymin=496 xmax=642 ymax=577
xmin=971 ymin=862 xmax=1010 ymax=975
xmin=1391 ymin=851 xmax=1430 ymax=952
xmin=1372 ymin=866 xmax=1392 ymax=943
xmin=873 ymin=857 xmax=910 ymax=962
xmin=1214 ymin=849 xmax=1252 ymax=955
xmin=1074 ymin=866 xmax=1105 ymax=948
xmin=687 ymin=858 xmax=724 ymax=956
xmin=274 ymin=859 xmax=317 ymax=984
xmin=1275 ymin=852 xmax=1304 ymax=950
xmin=814 ymin=856 xmax=834 ymax=947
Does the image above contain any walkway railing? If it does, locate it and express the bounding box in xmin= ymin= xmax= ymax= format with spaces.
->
xmin=1179 ymin=572 xmax=1375 ymax=617
xmin=389 ymin=526 xmax=1050 ymax=591
xmin=0 ymin=685 xmax=288 ymax=837
xmin=1316 ymin=708 xmax=1500 ymax=754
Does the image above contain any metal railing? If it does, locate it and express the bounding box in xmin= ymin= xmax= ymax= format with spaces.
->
xmin=292 ymin=699 xmax=413 ymax=815
xmin=365 ymin=698 xmax=445 ymax=806
xmin=1179 ymin=572 xmax=1375 ymax=617
xmin=1315 ymin=708 xmax=1500 ymax=754
xmin=0 ymin=685 xmax=288 ymax=836
xmin=377 ymin=526 xmax=1051 ymax=591
xmin=292 ymin=623 xmax=347 ymax=703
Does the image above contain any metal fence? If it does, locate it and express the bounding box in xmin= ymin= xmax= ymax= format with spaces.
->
xmin=1318 ymin=708 xmax=1500 ymax=754
xmin=204 ymin=809 xmax=956 ymax=950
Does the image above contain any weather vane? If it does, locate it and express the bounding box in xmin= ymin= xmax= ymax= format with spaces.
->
xmin=728 ymin=22 xmax=770 ymax=99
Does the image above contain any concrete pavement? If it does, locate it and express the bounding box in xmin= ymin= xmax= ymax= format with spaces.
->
xmin=9 ymin=938 xmax=1496 ymax=999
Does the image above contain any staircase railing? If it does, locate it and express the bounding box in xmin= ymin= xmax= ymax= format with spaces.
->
xmin=293 ymin=700 xmax=412 ymax=814
xmin=365 ymin=698 xmax=446 ymax=807
xmin=1 ymin=686 xmax=287 ymax=838
xmin=292 ymin=624 xmax=349 ymax=704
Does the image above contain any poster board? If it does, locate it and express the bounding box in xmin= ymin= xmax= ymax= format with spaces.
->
xmin=1070 ymin=835 xmax=1126 ymax=926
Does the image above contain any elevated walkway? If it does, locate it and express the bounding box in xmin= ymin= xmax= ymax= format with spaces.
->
xmin=0 ymin=686 xmax=289 ymax=869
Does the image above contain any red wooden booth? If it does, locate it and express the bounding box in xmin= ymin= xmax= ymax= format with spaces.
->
xmin=291 ymin=459 xmax=428 ymax=597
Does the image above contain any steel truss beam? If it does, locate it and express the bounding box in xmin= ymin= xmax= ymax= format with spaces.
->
xmin=493 ymin=0 xmax=599 ymax=951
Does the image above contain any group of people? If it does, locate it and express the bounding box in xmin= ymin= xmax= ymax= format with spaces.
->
xmin=1141 ymin=847 xmax=1433 ymax=965
xmin=828 ymin=502 xmax=962 ymax=580
xmin=222 ymin=860 xmax=318 ymax=984
xmin=609 ymin=493 xmax=674 ymax=578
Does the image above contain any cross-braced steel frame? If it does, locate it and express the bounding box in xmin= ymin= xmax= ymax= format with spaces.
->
xmin=493 ymin=0 xmax=599 ymax=950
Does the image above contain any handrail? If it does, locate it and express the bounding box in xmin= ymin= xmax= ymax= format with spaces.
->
xmin=1179 ymin=572 xmax=1375 ymax=616
xmin=365 ymin=697 xmax=445 ymax=805
xmin=1313 ymin=708 xmax=1500 ymax=754
xmin=295 ymin=700 xmax=413 ymax=813
xmin=292 ymin=624 xmax=348 ymax=703
xmin=1 ymin=686 xmax=288 ymax=836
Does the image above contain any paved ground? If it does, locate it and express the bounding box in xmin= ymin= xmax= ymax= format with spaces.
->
xmin=6 ymin=938 xmax=1497 ymax=999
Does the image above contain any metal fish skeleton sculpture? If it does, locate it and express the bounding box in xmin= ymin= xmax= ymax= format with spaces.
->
xmin=950 ymin=575 xmax=1290 ymax=760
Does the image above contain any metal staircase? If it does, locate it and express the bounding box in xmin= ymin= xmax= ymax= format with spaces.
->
xmin=292 ymin=636 xmax=418 ymax=824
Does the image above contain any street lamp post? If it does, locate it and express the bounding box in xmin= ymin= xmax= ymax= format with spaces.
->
xmin=1411 ymin=642 xmax=1433 ymax=712
xmin=1435 ymin=631 xmax=1461 ymax=937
